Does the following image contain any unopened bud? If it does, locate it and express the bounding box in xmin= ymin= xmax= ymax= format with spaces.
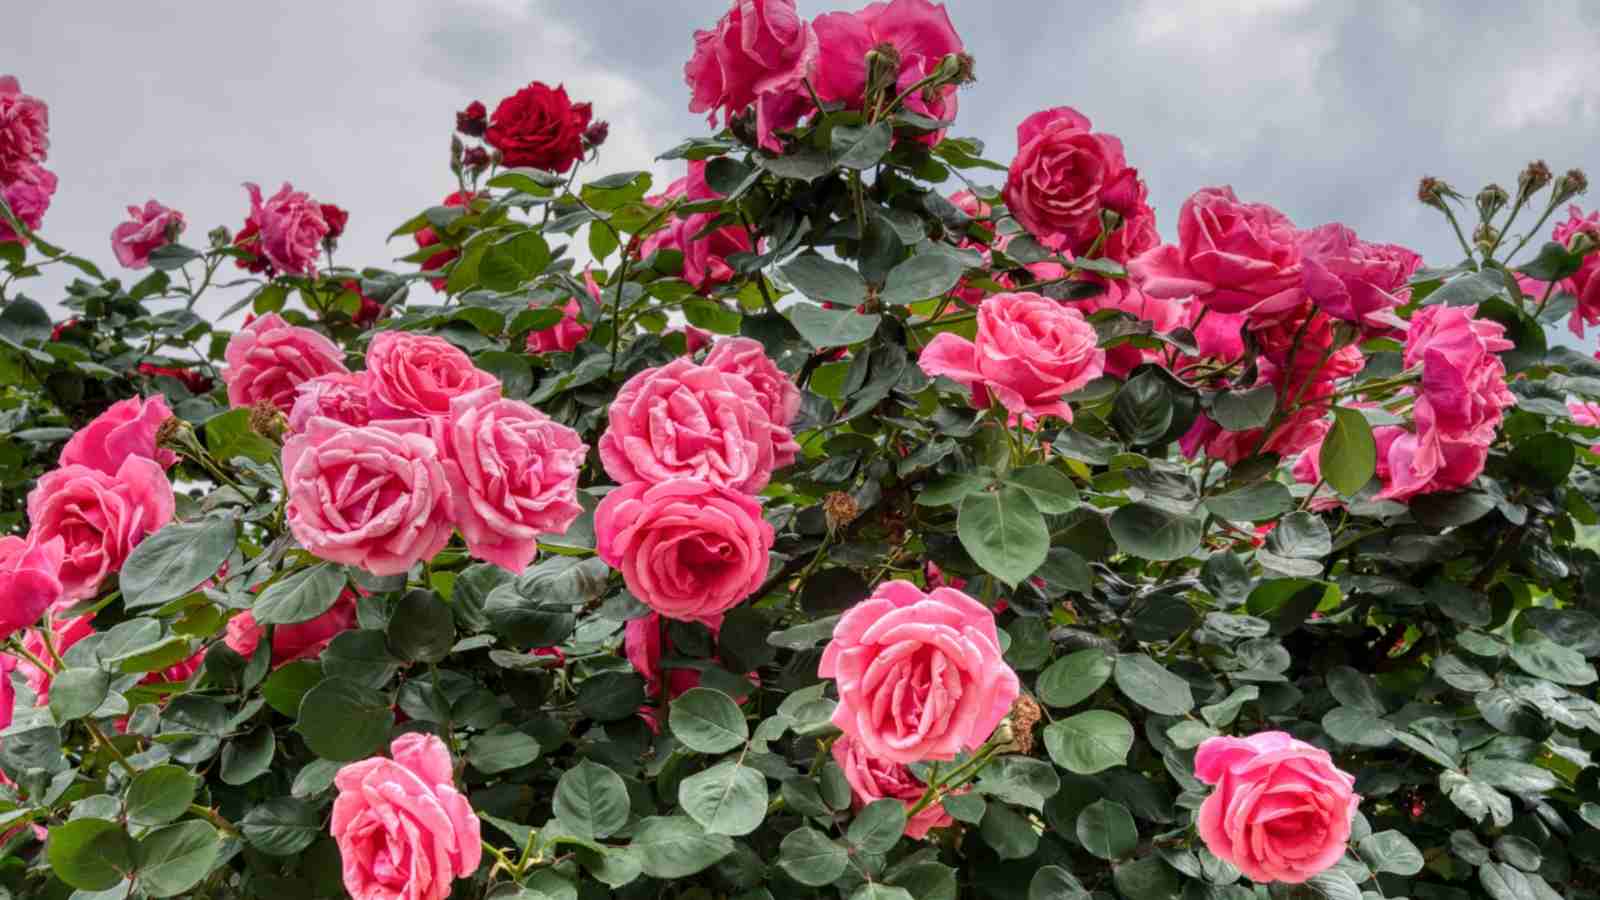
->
xmin=1554 ymin=168 xmax=1589 ymax=204
xmin=1570 ymin=227 xmax=1600 ymax=256
xmin=156 ymin=416 xmax=196 ymax=455
xmin=1099 ymin=207 xmax=1124 ymax=235
xmin=823 ymin=491 xmax=860 ymax=532
xmin=449 ymin=135 xmax=464 ymax=174
xmin=583 ymin=120 xmax=610 ymax=148
xmin=456 ymin=100 xmax=487 ymax=138
xmin=1518 ymin=160 xmax=1552 ymax=201
xmin=1475 ymin=183 xmax=1509 ymax=221
xmin=865 ymin=42 xmax=902 ymax=100
xmin=462 ymin=147 xmax=490 ymax=172
xmin=1473 ymin=223 xmax=1499 ymax=253
xmin=953 ymin=52 xmax=977 ymax=86
xmin=207 ymin=225 xmax=232 ymax=249
xmin=249 ymin=400 xmax=288 ymax=445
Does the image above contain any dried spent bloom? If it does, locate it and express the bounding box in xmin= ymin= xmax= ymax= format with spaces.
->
xmin=823 ymin=491 xmax=860 ymax=532
xmin=1519 ymin=159 xmax=1552 ymax=200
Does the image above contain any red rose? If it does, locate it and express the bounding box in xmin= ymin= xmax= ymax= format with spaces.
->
xmin=485 ymin=82 xmax=592 ymax=173
xmin=320 ymin=203 xmax=349 ymax=240
xmin=456 ymin=100 xmax=487 ymax=137
xmin=138 ymin=363 xmax=214 ymax=395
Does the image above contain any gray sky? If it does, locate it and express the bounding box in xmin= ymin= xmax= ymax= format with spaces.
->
xmin=5 ymin=0 xmax=1598 ymax=321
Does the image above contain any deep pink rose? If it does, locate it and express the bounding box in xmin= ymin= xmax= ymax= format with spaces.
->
xmin=0 ymin=535 xmax=63 ymax=639
xmin=702 ymin=336 xmax=801 ymax=468
xmin=685 ymin=0 xmax=817 ymax=151
xmin=599 ymin=357 xmax=783 ymax=493
xmin=1131 ymin=187 xmax=1303 ymax=318
xmin=1551 ymin=205 xmax=1600 ymax=338
xmin=0 ymin=164 xmax=56 ymax=244
xmin=110 ymin=200 xmax=185 ymax=269
xmin=434 ymin=385 xmax=586 ymax=573
xmin=626 ymin=612 xmax=719 ymax=699
xmin=833 ymin=733 xmax=964 ymax=839
xmin=60 ymin=396 xmax=179 ymax=476
xmin=595 ymin=479 xmax=774 ymax=624
xmin=284 ymin=418 xmax=454 ymax=576
xmin=223 ymin=312 xmax=349 ymax=413
xmin=18 ymin=613 xmax=95 ymax=705
xmin=813 ymin=0 xmax=964 ymax=144
xmin=331 ymin=733 xmax=482 ymax=900
xmin=525 ymin=298 xmax=589 ymax=353
xmin=289 ymin=372 xmax=372 ymax=432
xmin=26 ymin=457 xmax=174 ymax=601
xmin=0 ymin=653 xmax=13 ymax=731
xmin=1002 ymin=107 xmax=1148 ymax=256
xmin=225 ymin=588 xmax=358 ymax=667
xmin=819 ymin=580 xmax=1019 ymax=764
xmin=1195 ymin=732 xmax=1359 ymax=884
xmin=0 ymin=76 xmax=48 ymax=182
xmin=670 ymin=325 xmax=715 ymax=354
xmin=1299 ymin=223 xmax=1421 ymax=331
xmin=918 ymin=291 xmax=1105 ymax=425
xmin=639 ymin=161 xmax=754 ymax=290
xmin=413 ymin=191 xmax=475 ymax=292
xmin=241 ymin=182 xmax=330 ymax=277
xmin=364 ymin=330 xmax=499 ymax=420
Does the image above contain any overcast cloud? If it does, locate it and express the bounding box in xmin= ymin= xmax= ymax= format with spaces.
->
xmin=5 ymin=0 xmax=1598 ymax=321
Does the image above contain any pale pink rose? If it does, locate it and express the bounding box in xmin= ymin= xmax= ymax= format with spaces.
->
xmin=833 ymin=733 xmax=964 ymax=839
xmin=1550 ymin=205 xmax=1600 ymax=338
xmin=813 ymin=0 xmax=964 ymax=144
xmin=26 ymin=457 xmax=174 ymax=601
xmin=1298 ymin=223 xmax=1420 ymax=331
xmin=1130 ymin=187 xmax=1303 ymax=318
xmin=639 ymin=161 xmax=754 ymax=290
xmin=110 ymin=200 xmax=185 ymax=269
xmin=289 ymin=372 xmax=372 ymax=432
xmin=1195 ymin=732 xmax=1359 ymax=884
xmin=434 ymin=385 xmax=586 ymax=573
xmin=703 ymin=337 xmax=801 ymax=468
xmin=1570 ymin=399 xmax=1600 ymax=455
xmin=364 ymin=330 xmax=499 ymax=420
xmin=225 ymin=589 xmax=358 ymax=667
xmin=918 ymin=291 xmax=1104 ymax=425
xmin=331 ymin=733 xmax=481 ymax=900
xmin=18 ymin=612 xmax=95 ymax=706
xmin=223 ymin=313 xmax=349 ymax=413
xmin=242 ymin=182 xmax=330 ymax=277
xmin=0 ymin=76 xmax=49 ymax=181
xmin=284 ymin=418 xmax=454 ymax=576
xmin=0 ymin=535 xmax=63 ymax=639
xmin=599 ymin=358 xmax=783 ymax=493
xmin=685 ymin=0 xmax=818 ymax=152
xmin=595 ymin=479 xmax=773 ymax=624
xmin=60 ymin=396 xmax=178 ymax=476
xmin=1002 ymin=106 xmax=1149 ymax=256
xmin=819 ymin=580 xmax=1018 ymax=764
xmin=0 ymin=164 xmax=56 ymax=244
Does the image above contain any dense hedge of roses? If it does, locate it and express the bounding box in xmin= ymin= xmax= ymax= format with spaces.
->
xmin=0 ymin=2 xmax=1598 ymax=899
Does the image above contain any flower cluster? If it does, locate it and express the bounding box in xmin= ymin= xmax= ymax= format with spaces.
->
xmin=0 ymin=76 xmax=56 ymax=245
xmin=232 ymin=181 xmax=347 ymax=277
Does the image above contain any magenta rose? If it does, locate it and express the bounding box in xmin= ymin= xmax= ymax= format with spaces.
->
xmin=1299 ymin=223 xmax=1421 ymax=331
xmin=18 ymin=613 xmax=95 ymax=705
xmin=283 ymin=418 xmax=454 ymax=576
xmin=525 ymin=298 xmax=589 ymax=353
xmin=59 ymin=395 xmax=179 ymax=476
xmin=1195 ymin=732 xmax=1359 ymax=884
xmin=241 ymin=182 xmax=331 ymax=277
xmin=685 ymin=0 xmax=817 ymax=151
xmin=639 ymin=161 xmax=754 ymax=290
xmin=595 ymin=479 xmax=774 ymax=624
xmin=364 ymin=330 xmax=499 ymax=420
xmin=26 ymin=457 xmax=175 ymax=601
xmin=224 ymin=313 xmax=349 ymax=413
xmin=225 ymin=588 xmax=358 ymax=668
xmin=1002 ymin=106 xmax=1146 ymax=255
xmin=813 ymin=0 xmax=964 ymax=144
xmin=1130 ymin=186 xmax=1303 ymax=317
xmin=0 ymin=164 xmax=56 ymax=245
xmin=110 ymin=200 xmax=185 ymax=269
xmin=1552 ymin=205 xmax=1600 ymax=337
xmin=331 ymin=733 xmax=481 ymax=900
xmin=702 ymin=336 xmax=801 ymax=467
xmin=599 ymin=357 xmax=783 ymax=493
xmin=819 ymin=580 xmax=1018 ymax=763
xmin=0 ymin=535 xmax=63 ymax=639
xmin=833 ymin=733 xmax=965 ymax=839
xmin=434 ymin=385 xmax=586 ymax=573
xmin=0 ymin=76 xmax=49 ymax=181
xmin=0 ymin=653 xmax=13 ymax=731
xmin=918 ymin=291 xmax=1104 ymax=425
xmin=288 ymin=372 xmax=372 ymax=432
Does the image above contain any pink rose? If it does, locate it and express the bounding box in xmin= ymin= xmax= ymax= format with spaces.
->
xmin=1002 ymin=107 xmax=1148 ymax=256
xmin=918 ymin=291 xmax=1105 ymax=425
xmin=833 ymin=733 xmax=964 ymax=839
xmin=0 ymin=164 xmax=56 ymax=244
xmin=225 ymin=588 xmax=358 ymax=667
xmin=289 ymin=372 xmax=372 ymax=432
xmin=1570 ymin=399 xmax=1600 ymax=455
xmin=331 ymin=733 xmax=482 ymax=900
xmin=1551 ymin=205 xmax=1600 ymax=338
xmin=18 ymin=613 xmax=95 ymax=706
xmin=413 ymin=191 xmax=475 ymax=292
xmin=1299 ymin=223 xmax=1421 ymax=331
xmin=241 ymin=182 xmax=330 ymax=277
xmin=284 ymin=418 xmax=454 ymax=576
xmin=0 ymin=653 xmax=14 ymax=731
xmin=0 ymin=535 xmax=63 ymax=639
xmin=26 ymin=457 xmax=175 ymax=601
xmin=434 ymin=385 xmax=586 ymax=573
xmin=60 ymin=396 xmax=179 ymax=476
xmin=813 ymin=0 xmax=965 ymax=144
xmin=639 ymin=161 xmax=754 ymax=290
xmin=685 ymin=0 xmax=817 ymax=152
xmin=0 ymin=76 xmax=49 ymax=182
xmin=1131 ymin=186 xmax=1303 ymax=318
xmin=1195 ymin=731 xmax=1359 ymax=884
xmin=364 ymin=331 xmax=499 ymax=420
xmin=525 ymin=298 xmax=589 ymax=353
xmin=110 ymin=200 xmax=185 ymax=269
xmin=670 ymin=325 xmax=715 ymax=354
xmin=595 ymin=479 xmax=774 ymax=624
xmin=223 ymin=313 xmax=349 ymax=413
xmin=626 ymin=612 xmax=719 ymax=700
xmin=702 ymin=336 xmax=801 ymax=468
xmin=599 ymin=357 xmax=783 ymax=493
xmin=819 ymin=580 xmax=1019 ymax=764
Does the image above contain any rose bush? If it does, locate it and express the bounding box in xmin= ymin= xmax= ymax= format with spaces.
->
xmin=0 ymin=3 xmax=1597 ymax=899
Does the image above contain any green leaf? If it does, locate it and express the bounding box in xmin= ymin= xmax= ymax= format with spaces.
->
xmin=119 ymin=518 xmax=236 ymax=611
xmin=979 ymin=802 xmax=1039 ymax=860
xmin=1510 ymin=432 xmax=1576 ymax=489
xmin=554 ymin=760 xmax=630 ymax=840
xmin=136 ymin=820 xmax=220 ymax=898
xmin=882 ymin=254 xmax=965 ymax=305
xmin=1517 ymin=241 xmax=1586 ymax=282
xmin=240 ymin=797 xmax=321 ymax=856
xmin=487 ymin=167 xmax=563 ymax=195
xmin=1037 ymin=649 xmax=1112 ymax=709
xmin=1108 ymin=503 xmax=1203 ymax=562
xmin=977 ymin=757 xmax=1060 ymax=810
xmin=679 ymin=762 xmax=768 ymax=837
xmin=49 ymin=668 xmax=111 ymax=722
xmin=1429 ymin=270 xmax=1509 ymax=306
xmin=576 ymin=672 xmax=647 ymax=722
xmin=1320 ymin=406 xmax=1376 ymax=496
xmin=296 ymin=677 xmax=394 ymax=762
xmin=386 ymin=589 xmax=456 ymax=663
xmin=917 ymin=472 xmax=989 ymax=507
xmin=848 ymin=798 xmax=909 ymax=854
xmin=1211 ymin=384 xmax=1275 ymax=431
xmin=1359 ymin=829 xmax=1425 ymax=875
xmin=789 ymin=303 xmax=881 ymax=349
xmin=780 ymin=253 xmax=868 ymax=307
xmin=1204 ymin=482 xmax=1293 ymax=522
xmin=1043 ymin=710 xmax=1134 ymax=774
xmin=261 ymin=660 xmax=322 ymax=717
xmin=48 ymin=818 xmax=135 ymax=891
xmin=1076 ymin=799 xmax=1137 ymax=860
xmin=220 ymin=726 xmax=275 ymax=785
xmin=1006 ymin=465 xmax=1080 ymax=514
xmin=831 ymin=122 xmax=893 ymax=170
xmin=469 ymin=725 xmax=542 ymax=774
xmin=125 ymin=765 xmax=199 ymax=827
xmin=1509 ymin=631 xmax=1597 ymax=686
xmin=204 ymin=407 xmax=277 ymax=465
xmin=479 ymin=231 xmax=551 ymax=292
xmin=1029 ymin=865 xmax=1090 ymax=900
xmin=778 ymin=827 xmax=849 ymax=886
xmin=1113 ymin=653 xmax=1194 ymax=715
xmin=253 ymin=563 xmax=347 ymax=626
xmin=631 ymin=815 xmax=734 ymax=879
xmin=1113 ymin=857 xmax=1180 ymax=900
xmin=1111 ymin=370 xmax=1174 ymax=444
xmin=485 ymin=556 xmax=607 ymax=648
xmin=958 ymin=486 xmax=1049 ymax=586
xmin=1267 ymin=511 xmax=1332 ymax=559
xmin=669 ymin=687 xmax=748 ymax=753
